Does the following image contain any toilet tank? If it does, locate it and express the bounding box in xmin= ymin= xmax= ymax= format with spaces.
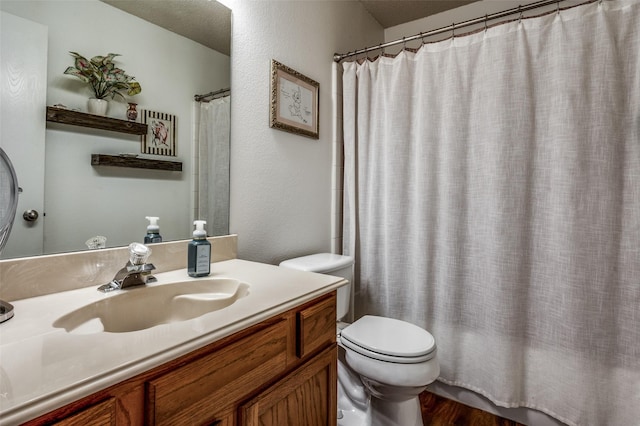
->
xmin=279 ymin=253 xmax=353 ymax=321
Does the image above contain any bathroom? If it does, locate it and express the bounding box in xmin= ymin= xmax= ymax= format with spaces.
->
xmin=1 ymin=0 xmax=638 ymax=425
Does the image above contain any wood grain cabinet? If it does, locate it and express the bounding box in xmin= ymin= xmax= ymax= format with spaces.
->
xmin=239 ymin=346 xmax=337 ymax=426
xmin=23 ymin=292 xmax=337 ymax=426
xmin=51 ymin=398 xmax=116 ymax=426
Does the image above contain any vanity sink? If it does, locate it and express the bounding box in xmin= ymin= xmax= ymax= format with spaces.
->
xmin=53 ymin=278 xmax=250 ymax=334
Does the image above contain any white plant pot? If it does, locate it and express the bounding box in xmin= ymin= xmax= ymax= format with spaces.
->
xmin=87 ymin=98 xmax=108 ymax=116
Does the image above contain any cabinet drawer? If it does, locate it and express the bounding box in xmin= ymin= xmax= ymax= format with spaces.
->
xmin=146 ymin=318 xmax=289 ymax=426
xmin=52 ymin=398 xmax=115 ymax=426
xmin=297 ymin=292 xmax=336 ymax=358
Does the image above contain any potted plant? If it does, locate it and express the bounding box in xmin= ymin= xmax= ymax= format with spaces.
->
xmin=63 ymin=52 xmax=142 ymax=116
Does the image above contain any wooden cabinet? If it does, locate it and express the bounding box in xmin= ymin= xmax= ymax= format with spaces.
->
xmin=23 ymin=292 xmax=337 ymax=426
xmin=297 ymin=294 xmax=336 ymax=359
xmin=51 ymin=398 xmax=116 ymax=426
xmin=146 ymin=318 xmax=289 ymax=425
xmin=240 ymin=346 xmax=337 ymax=426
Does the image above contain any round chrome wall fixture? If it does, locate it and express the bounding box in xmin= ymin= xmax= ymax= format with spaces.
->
xmin=0 ymin=147 xmax=19 ymax=323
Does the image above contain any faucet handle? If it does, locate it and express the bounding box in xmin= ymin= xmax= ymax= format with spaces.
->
xmin=128 ymin=242 xmax=151 ymax=265
xmin=125 ymin=262 xmax=156 ymax=273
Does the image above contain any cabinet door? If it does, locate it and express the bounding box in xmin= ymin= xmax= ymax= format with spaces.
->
xmin=240 ymin=346 xmax=337 ymax=426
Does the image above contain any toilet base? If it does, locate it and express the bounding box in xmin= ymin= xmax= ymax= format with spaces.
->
xmin=338 ymin=345 xmax=425 ymax=426
xmin=337 ymin=401 xmax=369 ymax=426
xmin=337 ymin=392 xmax=423 ymax=426
xmin=369 ymin=396 xmax=423 ymax=426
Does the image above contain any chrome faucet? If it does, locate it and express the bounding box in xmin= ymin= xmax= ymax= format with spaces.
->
xmin=98 ymin=243 xmax=157 ymax=293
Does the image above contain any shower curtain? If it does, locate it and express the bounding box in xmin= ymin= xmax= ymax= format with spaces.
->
xmin=193 ymin=96 xmax=230 ymax=236
xmin=341 ymin=2 xmax=640 ymax=425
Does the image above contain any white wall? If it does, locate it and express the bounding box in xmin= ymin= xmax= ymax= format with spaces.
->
xmin=229 ymin=0 xmax=382 ymax=264
xmin=0 ymin=0 xmax=230 ymax=254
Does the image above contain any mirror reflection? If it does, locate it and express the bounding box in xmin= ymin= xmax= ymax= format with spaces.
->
xmin=0 ymin=0 xmax=231 ymax=260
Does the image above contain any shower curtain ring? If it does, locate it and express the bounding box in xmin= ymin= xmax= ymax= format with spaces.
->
xmin=556 ymin=1 xmax=560 ymax=14
xmin=402 ymin=37 xmax=406 ymax=51
xmin=484 ymin=14 xmax=488 ymax=32
xmin=518 ymin=5 xmax=523 ymax=23
xmin=451 ymin=23 xmax=455 ymax=38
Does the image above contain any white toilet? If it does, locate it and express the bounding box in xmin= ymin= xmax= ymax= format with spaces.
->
xmin=279 ymin=253 xmax=439 ymax=426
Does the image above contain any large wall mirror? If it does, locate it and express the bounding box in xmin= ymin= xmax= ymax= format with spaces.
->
xmin=0 ymin=0 xmax=231 ymax=260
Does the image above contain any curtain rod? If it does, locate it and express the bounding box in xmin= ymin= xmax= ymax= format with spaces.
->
xmin=194 ymin=87 xmax=231 ymax=102
xmin=333 ymin=0 xmax=587 ymax=62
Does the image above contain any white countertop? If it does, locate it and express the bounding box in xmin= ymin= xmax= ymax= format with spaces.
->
xmin=0 ymin=259 xmax=346 ymax=425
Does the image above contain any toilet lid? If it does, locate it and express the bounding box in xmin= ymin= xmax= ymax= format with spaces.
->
xmin=340 ymin=316 xmax=436 ymax=363
xmin=279 ymin=253 xmax=354 ymax=273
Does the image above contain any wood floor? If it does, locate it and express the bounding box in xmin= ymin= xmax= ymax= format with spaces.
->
xmin=420 ymin=391 xmax=525 ymax=426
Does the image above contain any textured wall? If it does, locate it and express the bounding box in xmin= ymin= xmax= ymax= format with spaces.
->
xmin=229 ymin=0 xmax=382 ymax=264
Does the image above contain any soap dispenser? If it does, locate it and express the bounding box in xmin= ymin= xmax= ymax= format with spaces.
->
xmin=188 ymin=220 xmax=211 ymax=277
xmin=144 ymin=216 xmax=162 ymax=244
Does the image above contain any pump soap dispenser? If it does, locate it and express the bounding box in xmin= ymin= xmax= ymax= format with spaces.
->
xmin=144 ymin=216 xmax=162 ymax=244
xmin=188 ymin=220 xmax=211 ymax=277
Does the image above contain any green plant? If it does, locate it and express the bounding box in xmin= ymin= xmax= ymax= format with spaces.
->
xmin=63 ymin=52 xmax=141 ymax=100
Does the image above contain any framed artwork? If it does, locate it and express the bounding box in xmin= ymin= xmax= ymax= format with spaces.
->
xmin=270 ymin=60 xmax=319 ymax=139
xmin=141 ymin=110 xmax=177 ymax=156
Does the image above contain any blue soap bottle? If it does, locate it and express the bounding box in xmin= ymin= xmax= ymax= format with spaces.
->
xmin=188 ymin=220 xmax=211 ymax=277
xmin=144 ymin=216 xmax=162 ymax=244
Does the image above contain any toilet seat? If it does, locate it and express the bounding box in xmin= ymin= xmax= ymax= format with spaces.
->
xmin=340 ymin=316 xmax=436 ymax=364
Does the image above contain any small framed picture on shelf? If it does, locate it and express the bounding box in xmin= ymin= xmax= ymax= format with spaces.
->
xmin=270 ymin=60 xmax=319 ymax=139
xmin=140 ymin=110 xmax=177 ymax=156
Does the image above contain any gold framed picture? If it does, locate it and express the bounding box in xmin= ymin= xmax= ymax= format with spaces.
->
xmin=270 ymin=60 xmax=319 ymax=139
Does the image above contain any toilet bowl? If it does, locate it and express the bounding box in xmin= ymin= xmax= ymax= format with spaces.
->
xmin=279 ymin=253 xmax=440 ymax=426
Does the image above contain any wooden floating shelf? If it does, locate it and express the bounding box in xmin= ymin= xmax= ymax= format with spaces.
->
xmin=46 ymin=106 xmax=148 ymax=135
xmin=91 ymin=154 xmax=182 ymax=172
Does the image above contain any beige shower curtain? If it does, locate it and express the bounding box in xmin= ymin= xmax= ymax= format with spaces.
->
xmin=193 ymin=96 xmax=230 ymax=236
xmin=342 ymin=1 xmax=640 ymax=425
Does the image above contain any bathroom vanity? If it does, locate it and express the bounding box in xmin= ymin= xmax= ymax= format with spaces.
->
xmin=0 ymin=253 xmax=344 ymax=426
xmin=25 ymin=292 xmax=336 ymax=425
